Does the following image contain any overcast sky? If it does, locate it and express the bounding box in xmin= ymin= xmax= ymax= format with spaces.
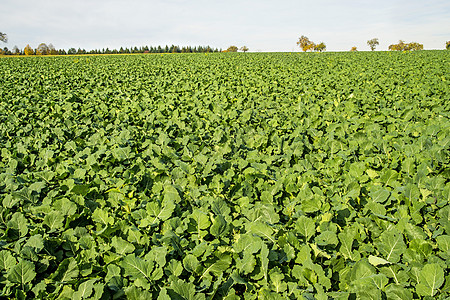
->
xmin=1 ymin=0 xmax=449 ymax=52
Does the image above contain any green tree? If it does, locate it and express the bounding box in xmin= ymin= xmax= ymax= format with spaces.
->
xmin=227 ymin=45 xmax=238 ymax=52
xmin=0 ymin=32 xmax=7 ymax=43
xmin=12 ymin=45 xmax=20 ymax=55
xmin=36 ymin=43 xmax=49 ymax=55
xmin=367 ymin=38 xmax=379 ymax=51
xmin=48 ymin=43 xmax=58 ymax=55
xmin=240 ymin=46 xmax=249 ymax=52
xmin=297 ymin=35 xmax=314 ymax=52
xmin=314 ymin=42 xmax=326 ymax=52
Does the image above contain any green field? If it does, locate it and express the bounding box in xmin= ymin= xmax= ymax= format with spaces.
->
xmin=0 ymin=51 xmax=449 ymax=299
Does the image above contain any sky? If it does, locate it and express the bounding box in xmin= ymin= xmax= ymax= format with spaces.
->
xmin=1 ymin=0 xmax=449 ymax=52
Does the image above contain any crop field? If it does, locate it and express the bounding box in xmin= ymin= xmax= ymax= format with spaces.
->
xmin=0 ymin=51 xmax=449 ymax=299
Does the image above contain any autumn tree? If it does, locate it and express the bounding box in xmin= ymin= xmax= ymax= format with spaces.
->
xmin=314 ymin=42 xmax=326 ymax=52
xmin=240 ymin=46 xmax=249 ymax=52
xmin=350 ymin=46 xmax=357 ymax=51
xmin=24 ymin=44 xmax=34 ymax=55
xmin=367 ymin=38 xmax=379 ymax=51
xmin=388 ymin=40 xmax=423 ymax=51
xmin=227 ymin=45 xmax=238 ymax=52
xmin=297 ymin=35 xmax=315 ymax=52
xmin=0 ymin=32 xmax=7 ymax=43
xmin=446 ymin=41 xmax=449 ymax=50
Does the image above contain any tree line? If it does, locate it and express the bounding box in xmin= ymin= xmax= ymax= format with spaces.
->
xmin=0 ymin=40 xmax=222 ymax=56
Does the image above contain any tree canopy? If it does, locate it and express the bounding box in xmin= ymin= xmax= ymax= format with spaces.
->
xmin=0 ymin=32 xmax=7 ymax=43
xmin=367 ymin=38 xmax=379 ymax=51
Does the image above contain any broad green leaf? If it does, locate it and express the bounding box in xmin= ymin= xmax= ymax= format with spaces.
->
xmin=385 ymin=283 xmax=413 ymax=300
xmin=163 ymin=184 xmax=181 ymax=203
xmin=73 ymin=279 xmax=96 ymax=300
xmin=269 ymin=267 xmax=287 ymax=293
xmin=370 ymin=188 xmax=390 ymax=203
xmin=24 ymin=234 xmax=44 ymax=252
xmin=111 ymin=236 xmax=135 ymax=255
xmin=416 ymin=263 xmax=445 ymax=297
xmin=368 ymin=255 xmax=390 ymax=266
xmin=143 ymin=200 xmax=175 ymax=226
xmin=295 ymin=215 xmax=315 ymax=241
xmin=0 ymin=251 xmax=16 ymax=271
xmin=92 ymin=208 xmax=114 ymax=226
xmin=376 ymin=228 xmax=406 ymax=263
xmin=43 ymin=211 xmax=65 ymax=231
xmin=168 ymin=278 xmax=206 ymax=300
xmin=8 ymin=260 xmax=36 ymax=286
xmin=183 ymin=254 xmax=201 ymax=274
xmin=7 ymin=212 xmax=28 ymax=237
xmin=121 ymin=254 xmax=154 ymax=283
xmin=199 ymin=254 xmax=232 ymax=280
xmin=51 ymin=257 xmax=79 ymax=283
xmin=125 ymin=286 xmax=153 ymax=300
xmin=236 ymin=252 xmax=256 ymax=274
xmin=210 ymin=215 xmax=228 ymax=237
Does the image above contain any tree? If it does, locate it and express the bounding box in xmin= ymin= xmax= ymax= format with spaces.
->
xmin=24 ymin=44 xmax=34 ymax=55
xmin=314 ymin=42 xmax=326 ymax=52
xmin=36 ymin=43 xmax=49 ymax=55
xmin=48 ymin=43 xmax=58 ymax=55
xmin=367 ymin=38 xmax=379 ymax=51
xmin=12 ymin=45 xmax=20 ymax=55
xmin=350 ymin=46 xmax=357 ymax=52
xmin=446 ymin=41 xmax=449 ymax=50
xmin=240 ymin=46 xmax=249 ymax=52
xmin=388 ymin=40 xmax=423 ymax=51
xmin=0 ymin=32 xmax=7 ymax=43
xmin=227 ymin=45 xmax=238 ymax=52
xmin=68 ymin=48 xmax=77 ymax=55
xmin=297 ymin=35 xmax=314 ymax=52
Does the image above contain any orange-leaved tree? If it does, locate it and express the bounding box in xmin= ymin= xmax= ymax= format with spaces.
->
xmin=24 ymin=44 xmax=34 ymax=55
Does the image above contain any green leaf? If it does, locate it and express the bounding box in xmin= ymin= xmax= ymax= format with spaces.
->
xmin=376 ymin=228 xmax=406 ymax=263
xmin=416 ymin=263 xmax=445 ymax=297
xmin=385 ymin=284 xmax=413 ymax=300
xmin=236 ymin=252 xmax=256 ymax=274
xmin=8 ymin=259 xmax=36 ymax=286
xmin=73 ymin=279 xmax=96 ymax=300
xmin=92 ymin=208 xmax=114 ymax=226
xmin=210 ymin=215 xmax=228 ymax=237
xmin=163 ymin=184 xmax=181 ymax=203
xmin=368 ymin=255 xmax=390 ymax=266
xmin=125 ymin=285 xmax=153 ymax=300
xmin=43 ymin=211 xmax=65 ymax=231
xmin=0 ymin=250 xmax=16 ymax=271
xmin=199 ymin=253 xmax=232 ymax=280
xmin=51 ymin=257 xmax=79 ymax=283
xmin=295 ymin=215 xmax=316 ymax=241
xmin=169 ymin=278 xmax=205 ymax=300
xmin=24 ymin=234 xmax=45 ymax=252
xmin=144 ymin=200 xmax=175 ymax=226
xmin=121 ymin=254 xmax=154 ymax=283
xmin=370 ymin=188 xmax=391 ymax=203
xmin=269 ymin=267 xmax=287 ymax=293
xmin=183 ymin=254 xmax=201 ymax=274
xmin=111 ymin=236 xmax=135 ymax=255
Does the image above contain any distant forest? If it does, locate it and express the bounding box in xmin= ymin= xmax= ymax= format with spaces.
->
xmin=0 ymin=43 xmax=222 ymax=55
